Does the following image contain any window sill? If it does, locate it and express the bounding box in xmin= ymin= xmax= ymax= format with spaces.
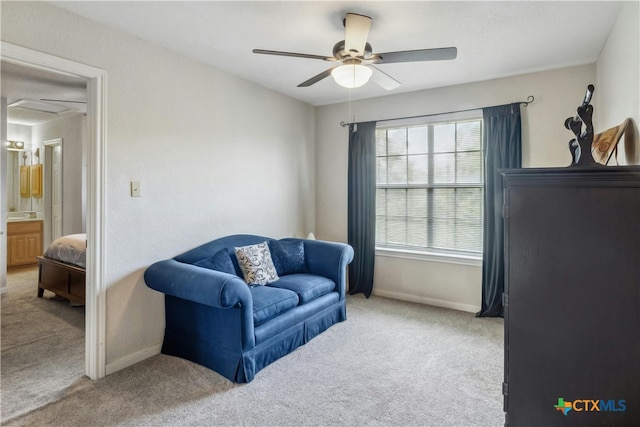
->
xmin=375 ymin=247 xmax=482 ymax=267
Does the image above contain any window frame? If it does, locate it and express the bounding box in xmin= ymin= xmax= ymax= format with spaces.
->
xmin=374 ymin=110 xmax=484 ymax=264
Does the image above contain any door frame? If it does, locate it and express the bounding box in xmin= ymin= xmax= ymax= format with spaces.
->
xmin=44 ymin=138 xmax=63 ymax=246
xmin=1 ymin=41 xmax=107 ymax=379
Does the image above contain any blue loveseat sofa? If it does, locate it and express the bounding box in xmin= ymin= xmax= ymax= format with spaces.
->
xmin=144 ymin=234 xmax=354 ymax=383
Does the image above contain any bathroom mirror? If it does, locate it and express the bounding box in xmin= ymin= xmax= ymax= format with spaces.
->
xmin=20 ymin=155 xmax=29 ymax=197
xmin=7 ymin=149 xmax=33 ymax=213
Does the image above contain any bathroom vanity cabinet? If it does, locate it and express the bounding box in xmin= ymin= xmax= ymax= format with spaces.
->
xmin=7 ymin=220 xmax=43 ymax=268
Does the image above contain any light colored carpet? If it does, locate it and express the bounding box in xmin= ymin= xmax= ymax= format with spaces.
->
xmin=1 ymin=267 xmax=504 ymax=426
xmin=1 ymin=267 xmax=85 ymax=423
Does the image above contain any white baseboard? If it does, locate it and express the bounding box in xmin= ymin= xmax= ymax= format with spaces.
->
xmin=105 ymin=343 xmax=162 ymax=376
xmin=372 ymin=289 xmax=480 ymax=314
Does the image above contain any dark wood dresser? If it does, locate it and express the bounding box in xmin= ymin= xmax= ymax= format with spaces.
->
xmin=501 ymin=166 xmax=640 ymax=426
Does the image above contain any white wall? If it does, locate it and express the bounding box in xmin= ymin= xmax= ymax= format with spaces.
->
xmin=595 ymin=0 xmax=640 ymax=165
xmin=1 ymin=1 xmax=316 ymax=373
xmin=32 ymin=113 xmax=86 ymax=246
xmin=7 ymin=124 xmax=31 ymax=145
xmin=316 ymin=64 xmax=596 ymax=312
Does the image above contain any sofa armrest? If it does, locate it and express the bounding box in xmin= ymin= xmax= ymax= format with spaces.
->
xmin=144 ymin=259 xmax=252 ymax=310
xmin=145 ymin=259 xmax=257 ymax=351
xmin=302 ymin=239 xmax=354 ymax=298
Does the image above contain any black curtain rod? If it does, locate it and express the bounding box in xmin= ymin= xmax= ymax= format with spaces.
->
xmin=339 ymin=95 xmax=535 ymax=127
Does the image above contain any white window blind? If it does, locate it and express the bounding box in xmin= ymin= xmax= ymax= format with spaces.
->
xmin=376 ymin=112 xmax=484 ymax=256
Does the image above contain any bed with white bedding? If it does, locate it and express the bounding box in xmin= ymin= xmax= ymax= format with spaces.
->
xmin=37 ymin=233 xmax=86 ymax=305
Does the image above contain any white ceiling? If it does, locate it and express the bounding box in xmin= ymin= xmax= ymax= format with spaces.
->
xmin=48 ymin=1 xmax=623 ymax=106
xmin=4 ymin=2 xmax=624 ymax=110
xmin=1 ymin=61 xmax=87 ymax=126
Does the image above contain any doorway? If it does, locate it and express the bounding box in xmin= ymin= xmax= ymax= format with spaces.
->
xmin=1 ymin=42 xmax=107 ymax=379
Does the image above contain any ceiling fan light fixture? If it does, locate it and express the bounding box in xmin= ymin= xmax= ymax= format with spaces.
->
xmin=331 ymin=64 xmax=372 ymax=88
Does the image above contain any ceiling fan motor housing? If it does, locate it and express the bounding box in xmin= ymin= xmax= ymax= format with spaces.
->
xmin=333 ymin=40 xmax=373 ymax=61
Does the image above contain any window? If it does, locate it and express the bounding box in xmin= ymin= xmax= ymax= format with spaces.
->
xmin=375 ymin=111 xmax=484 ymax=257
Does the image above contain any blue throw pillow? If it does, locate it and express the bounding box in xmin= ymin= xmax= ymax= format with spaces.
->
xmin=194 ymin=248 xmax=236 ymax=275
xmin=268 ymin=239 xmax=306 ymax=276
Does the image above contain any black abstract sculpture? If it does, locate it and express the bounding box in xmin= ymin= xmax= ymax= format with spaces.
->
xmin=565 ymin=84 xmax=597 ymax=166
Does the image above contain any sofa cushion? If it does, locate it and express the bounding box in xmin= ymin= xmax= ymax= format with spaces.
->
xmin=268 ymin=274 xmax=335 ymax=305
xmin=268 ymin=239 xmax=307 ymax=275
xmin=193 ymin=248 xmax=236 ymax=275
xmin=234 ymin=242 xmax=279 ymax=285
xmin=250 ymin=286 xmax=299 ymax=326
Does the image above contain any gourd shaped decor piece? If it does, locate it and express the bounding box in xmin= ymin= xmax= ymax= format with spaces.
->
xmin=565 ymin=84 xmax=598 ymax=167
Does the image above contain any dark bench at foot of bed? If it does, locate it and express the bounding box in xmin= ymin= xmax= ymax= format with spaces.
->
xmin=37 ymin=256 xmax=86 ymax=306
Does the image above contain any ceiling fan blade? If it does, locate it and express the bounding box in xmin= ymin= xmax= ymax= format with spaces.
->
xmin=253 ymin=49 xmax=335 ymax=61
xmin=297 ymin=67 xmax=338 ymax=87
xmin=369 ymin=65 xmax=401 ymax=91
xmin=375 ymin=47 xmax=457 ymax=64
xmin=344 ymin=13 xmax=372 ymax=57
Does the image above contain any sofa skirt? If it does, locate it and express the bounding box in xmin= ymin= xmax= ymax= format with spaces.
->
xmin=237 ymin=301 xmax=346 ymax=382
xmin=162 ymin=298 xmax=346 ymax=383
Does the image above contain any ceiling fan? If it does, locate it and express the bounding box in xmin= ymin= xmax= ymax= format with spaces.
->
xmin=253 ymin=12 xmax=457 ymax=90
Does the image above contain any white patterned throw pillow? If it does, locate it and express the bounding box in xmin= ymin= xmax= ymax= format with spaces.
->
xmin=234 ymin=242 xmax=279 ymax=285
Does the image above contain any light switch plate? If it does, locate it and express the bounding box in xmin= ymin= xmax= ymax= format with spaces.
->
xmin=130 ymin=181 xmax=141 ymax=197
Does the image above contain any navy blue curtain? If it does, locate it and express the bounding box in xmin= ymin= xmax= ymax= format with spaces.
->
xmin=347 ymin=121 xmax=377 ymax=298
xmin=477 ymin=104 xmax=522 ymax=317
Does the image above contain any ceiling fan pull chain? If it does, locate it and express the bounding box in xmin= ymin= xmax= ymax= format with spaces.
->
xmin=348 ymin=89 xmax=357 ymax=132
